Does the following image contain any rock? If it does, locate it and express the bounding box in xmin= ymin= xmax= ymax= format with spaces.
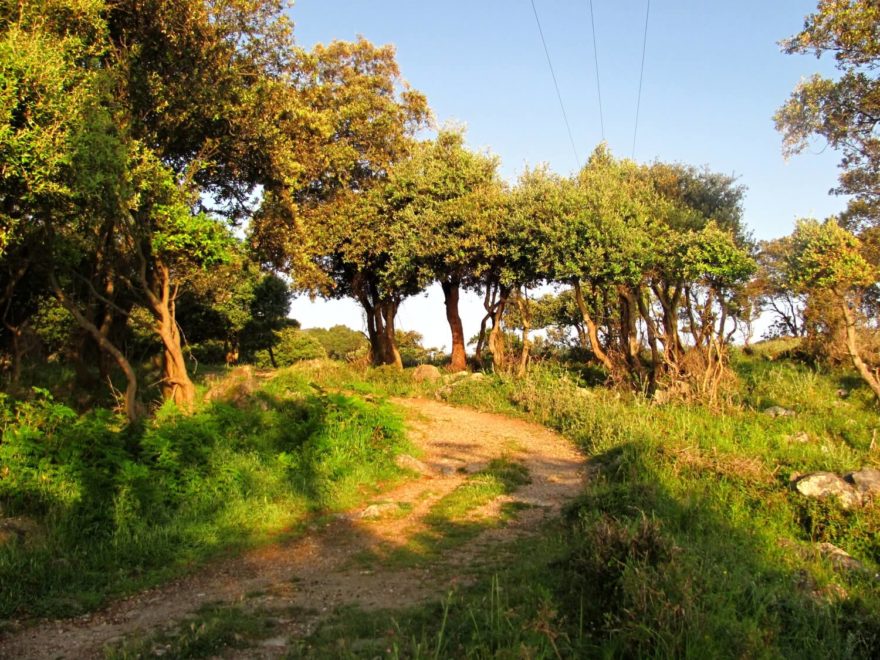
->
xmin=816 ymin=542 xmax=866 ymax=573
xmin=836 ymin=388 xmax=849 ymax=399
xmin=443 ymin=371 xmax=470 ymax=383
xmin=394 ymin=454 xmax=432 ymax=475
xmin=795 ymin=472 xmax=861 ymax=509
xmin=469 ymin=372 xmax=486 ymax=380
xmin=765 ymin=406 xmax=796 ymax=418
xmin=359 ymin=502 xmax=400 ymax=519
xmin=260 ymin=637 xmax=289 ymax=648
xmin=786 ymin=432 xmax=810 ymax=444
xmin=844 ymin=467 xmax=880 ymax=499
xmin=412 ymin=364 xmax=442 ymax=383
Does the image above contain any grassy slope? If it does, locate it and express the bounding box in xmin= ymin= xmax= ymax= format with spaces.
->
xmin=289 ymin=349 xmax=880 ymax=658
xmin=3 ymin=351 xmax=879 ymax=657
xmin=0 ymin=368 xmax=412 ymax=619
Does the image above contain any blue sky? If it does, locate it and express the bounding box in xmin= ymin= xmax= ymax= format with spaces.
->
xmin=286 ymin=0 xmax=845 ymax=348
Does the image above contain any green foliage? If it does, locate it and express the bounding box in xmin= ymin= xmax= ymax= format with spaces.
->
xmin=0 ymin=375 xmax=409 ymax=618
xmin=776 ymin=0 xmax=880 ymax=226
xmin=303 ymin=325 xmax=369 ymax=361
xmin=253 ymin=327 xmax=327 ymax=367
xmin=787 ymin=217 xmax=875 ymax=292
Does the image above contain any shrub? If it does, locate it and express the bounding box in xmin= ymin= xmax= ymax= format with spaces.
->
xmin=253 ymin=327 xmax=327 ymax=367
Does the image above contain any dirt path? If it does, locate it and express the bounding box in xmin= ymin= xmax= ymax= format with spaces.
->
xmin=0 ymin=398 xmax=585 ymax=659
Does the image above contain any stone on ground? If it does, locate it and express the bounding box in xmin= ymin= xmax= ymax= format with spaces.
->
xmin=395 ymin=454 xmax=432 ymax=475
xmin=844 ymin=468 xmax=880 ymax=499
xmin=764 ymin=405 xmax=796 ymax=418
xmin=412 ymin=364 xmax=442 ymax=383
xmin=795 ymin=472 xmax=861 ymax=509
xmin=816 ymin=542 xmax=866 ymax=573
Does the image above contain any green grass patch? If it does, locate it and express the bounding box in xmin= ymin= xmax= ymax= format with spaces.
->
xmin=0 ymin=372 xmax=412 ymax=619
xmin=359 ymin=458 xmax=531 ymax=570
xmin=106 ymin=603 xmax=305 ymax=659
xmin=301 ymin=523 xmax=579 ymax=658
xmin=319 ymin=356 xmax=880 ymax=657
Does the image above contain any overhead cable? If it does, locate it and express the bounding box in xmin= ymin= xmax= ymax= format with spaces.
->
xmin=529 ymin=0 xmax=581 ymax=168
xmin=588 ymin=0 xmax=605 ymax=141
xmin=632 ymin=0 xmax=650 ymax=159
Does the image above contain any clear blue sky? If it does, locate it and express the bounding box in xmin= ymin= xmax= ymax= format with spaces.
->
xmin=286 ymin=0 xmax=846 ymax=349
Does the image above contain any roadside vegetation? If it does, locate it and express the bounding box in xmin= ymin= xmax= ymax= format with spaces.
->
xmin=0 ymin=369 xmax=410 ymax=619
xmin=91 ymin=346 xmax=880 ymax=658
xmin=2 ymin=0 xmax=880 ymax=657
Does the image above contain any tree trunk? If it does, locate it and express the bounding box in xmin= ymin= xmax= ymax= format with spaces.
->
xmin=3 ymin=320 xmax=24 ymax=388
xmin=515 ymin=289 xmax=531 ymax=376
xmin=573 ymin=281 xmax=613 ymax=371
xmin=361 ymin=299 xmax=402 ymax=368
xmin=840 ymin=299 xmax=880 ymax=402
xmin=475 ymin=283 xmax=497 ymax=366
xmin=488 ymin=286 xmax=511 ymax=372
xmin=618 ymin=285 xmax=647 ymax=384
xmin=139 ymin=257 xmax=195 ymax=409
xmin=652 ymin=281 xmax=684 ymax=358
xmin=50 ymin=276 xmax=140 ymax=422
xmin=441 ymin=277 xmax=467 ymax=372
xmin=379 ymin=301 xmax=403 ymax=368
xmin=635 ymin=287 xmax=659 ymax=392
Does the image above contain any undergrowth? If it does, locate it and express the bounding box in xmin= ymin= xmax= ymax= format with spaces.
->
xmin=0 ymin=371 xmax=410 ymax=619
xmin=289 ymin=354 xmax=880 ymax=658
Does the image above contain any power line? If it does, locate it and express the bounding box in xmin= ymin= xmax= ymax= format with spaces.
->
xmin=588 ymin=0 xmax=605 ymax=141
xmin=632 ymin=0 xmax=650 ymax=160
xmin=529 ymin=0 xmax=581 ymax=168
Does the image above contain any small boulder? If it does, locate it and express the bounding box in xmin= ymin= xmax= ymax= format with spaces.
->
xmin=844 ymin=468 xmax=880 ymax=499
xmin=765 ymin=406 xmax=796 ymax=418
xmin=786 ymin=432 xmax=810 ymax=444
xmin=395 ymin=453 xmax=432 ymax=475
xmin=412 ymin=364 xmax=442 ymax=383
xmin=816 ymin=542 xmax=866 ymax=573
xmin=359 ymin=502 xmax=401 ymax=519
xmin=795 ymin=472 xmax=861 ymax=509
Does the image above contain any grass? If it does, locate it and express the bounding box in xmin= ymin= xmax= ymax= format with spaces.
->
xmin=284 ymin=353 xmax=880 ymax=657
xmin=106 ymin=602 xmax=310 ymax=659
xmin=0 ymin=367 xmax=412 ymax=619
xmin=4 ymin=353 xmax=880 ymax=656
xmin=357 ymin=457 xmax=531 ymax=569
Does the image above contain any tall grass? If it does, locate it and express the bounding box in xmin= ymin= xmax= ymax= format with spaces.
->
xmin=426 ymin=356 xmax=880 ymax=657
xmin=0 ymin=371 xmax=410 ymax=618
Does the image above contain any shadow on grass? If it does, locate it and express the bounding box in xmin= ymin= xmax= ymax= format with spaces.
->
xmin=553 ymin=441 xmax=880 ymax=658
xmin=283 ymin=443 xmax=880 ymax=659
xmin=0 ymin=385 xmax=408 ymax=620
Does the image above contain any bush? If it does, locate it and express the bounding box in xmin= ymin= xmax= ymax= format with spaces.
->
xmin=253 ymin=327 xmax=327 ymax=367
xmin=186 ymin=340 xmax=228 ymax=365
xmin=0 ymin=376 xmax=409 ymax=618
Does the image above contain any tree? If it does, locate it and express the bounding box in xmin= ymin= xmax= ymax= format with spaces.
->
xmin=786 ymin=217 xmax=880 ymax=399
xmin=754 ymin=237 xmax=807 ymax=338
xmin=304 ymin=325 xmax=368 ymax=361
xmin=776 ymin=0 xmax=880 ymax=228
xmin=252 ymin=38 xmax=430 ymax=368
xmin=390 ymin=128 xmax=502 ymax=371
